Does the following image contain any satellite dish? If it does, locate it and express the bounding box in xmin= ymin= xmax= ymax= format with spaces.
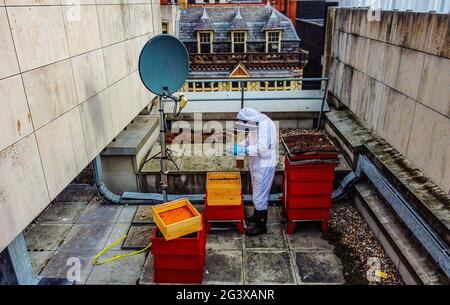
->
xmin=138 ymin=34 xmax=189 ymax=96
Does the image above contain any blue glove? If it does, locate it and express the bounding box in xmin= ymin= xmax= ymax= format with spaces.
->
xmin=233 ymin=144 xmax=248 ymax=156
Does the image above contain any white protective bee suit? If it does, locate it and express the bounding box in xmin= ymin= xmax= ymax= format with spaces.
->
xmin=236 ymin=108 xmax=277 ymax=211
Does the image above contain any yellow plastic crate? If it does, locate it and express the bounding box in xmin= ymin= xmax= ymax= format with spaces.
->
xmin=152 ymin=198 xmax=202 ymax=241
xmin=206 ymin=172 xmax=242 ymax=205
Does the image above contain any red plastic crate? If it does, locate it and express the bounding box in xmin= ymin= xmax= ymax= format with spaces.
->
xmin=203 ymin=200 xmax=245 ymax=234
xmin=287 ymin=181 xmax=334 ymax=195
xmin=204 ymin=200 xmax=245 ymax=221
xmin=151 ymin=227 xmax=205 ymax=256
xmin=154 ymin=268 xmax=204 ymax=284
xmin=284 ymin=207 xmax=331 ymax=221
xmin=154 ymin=253 xmax=204 ymax=270
xmin=285 ymin=160 xmax=337 ymax=181
xmin=286 ymin=195 xmax=332 ymax=209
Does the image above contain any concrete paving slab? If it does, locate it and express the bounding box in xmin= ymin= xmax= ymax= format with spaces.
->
xmin=86 ymin=251 xmax=147 ymax=285
xmin=206 ymin=229 xmax=243 ymax=251
xmin=105 ymin=223 xmax=130 ymax=250
xmin=122 ymin=225 xmax=153 ymax=250
xmin=286 ymin=222 xmax=334 ymax=251
xmin=294 ymin=251 xmax=345 ymax=284
xmin=37 ymin=202 xmax=87 ymax=224
xmin=244 ymin=250 xmax=296 ymax=284
xmin=245 ymin=205 xmax=282 ymax=223
xmin=76 ymin=199 xmax=122 ymax=224
xmin=139 ymin=255 xmax=154 ymax=285
xmin=28 ymin=250 xmax=54 ymax=275
xmin=55 ymin=184 xmax=96 ymax=202
xmin=204 ymin=250 xmax=243 ymax=284
xmin=59 ymin=224 xmax=114 ymax=251
xmin=25 ymin=224 xmax=72 ymax=251
xmin=40 ymin=250 xmax=97 ymax=284
xmin=244 ymin=223 xmax=287 ymax=249
xmin=117 ymin=205 xmax=137 ymax=223
xmin=133 ymin=206 xmax=154 ymax=224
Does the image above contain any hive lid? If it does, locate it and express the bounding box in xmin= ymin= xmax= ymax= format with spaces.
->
xmin=281 ymin=132 xmax=339 ymax=158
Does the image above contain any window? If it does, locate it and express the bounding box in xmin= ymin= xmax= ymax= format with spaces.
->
xmin=198 ymin=32 xmax=213 ymax=54
xmin=266 ymin=31 xmax=281 ymax=53
xmin=232 ymin=31 xmax=246 ymax=53
xmin=162 ymin=22 xmax=168 ymax=34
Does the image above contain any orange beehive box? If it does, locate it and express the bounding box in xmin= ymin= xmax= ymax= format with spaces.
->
xmin=206 ymin=172 xmax=242 ymax=205
xmin=152 ymin=198 xmax=202 ymax=241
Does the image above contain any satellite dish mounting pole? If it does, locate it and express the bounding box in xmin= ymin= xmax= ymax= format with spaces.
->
xmin=159 ymin=90 xmax=169 ymax=203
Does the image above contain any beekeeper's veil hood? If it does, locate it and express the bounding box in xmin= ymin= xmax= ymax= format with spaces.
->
xmin=235 ymin=108 xmax=268 ymax=131
xmin=237 ymin=108 xmax=268 ymax=123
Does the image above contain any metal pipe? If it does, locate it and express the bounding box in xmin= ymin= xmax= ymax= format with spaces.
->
xmin=93 ymin=156 xmax=122 ymax=204
xmin=240 ymin=81 xmax=245 ymax=109
xmin=93 ymin=156 xmax=283 ymax=205
xmin=159 ymin=97 xmax=169 ymax=202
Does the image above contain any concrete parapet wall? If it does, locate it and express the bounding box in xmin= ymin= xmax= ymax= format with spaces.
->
xmin=0 ymin=1 xmax=161 ymax=251
xmin=324 ymin=8 xmax=450 ymax=194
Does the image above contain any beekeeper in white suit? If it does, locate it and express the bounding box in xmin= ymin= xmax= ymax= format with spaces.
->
xmin=233 ymin=108 xmax=277 ymax=236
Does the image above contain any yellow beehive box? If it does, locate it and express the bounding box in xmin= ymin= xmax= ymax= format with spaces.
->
xmin=152 ymin=198 xmax=202 ymax=241
xmin=206 ymin=172 xmax=242 ymax=205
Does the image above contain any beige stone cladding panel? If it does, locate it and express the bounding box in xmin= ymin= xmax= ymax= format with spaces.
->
xmin=62 ymin=5 xmax=102 ymax=57
xmin=80 ymin=89 xmax=114 ymax=162
xmin=407 ymin=104 xmax=450 ymax=193
xmin=97 ymin=5 xmax=125 ymax=47
xmin=7 ymin=6 xmax=69 ymax=72
xmin=71 ymin=49 xmax=108 ymax=103
xmin=22 ymin=59 xmax=78 ymax=129
xmin=0 ymin=7 xmax=19 ymax=79
xmin=376 ymin=88 xmax=416 ymax=155
xmin=0 ymin=135 xmax=50 ymax=252
xmin=35 ymin=107 xmax=88 ymax=199
xmin=0 ymin=75 xmax=33 ymax=152
xmin=417 ymin=54 xmax=450 ymax=117
xmin=103 ymin=41 xmax=128 ymax=86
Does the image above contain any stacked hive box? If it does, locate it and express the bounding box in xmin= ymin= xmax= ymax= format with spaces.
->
xmin=151 ymin=198 xmax=205 ymax=283
xmin=204 ymin=172 xmax=245 ymax=234
xmin=282 ymin=133 xmax=339 ymax=234
xmin=151 ymin=227 xmax=206 ymax=283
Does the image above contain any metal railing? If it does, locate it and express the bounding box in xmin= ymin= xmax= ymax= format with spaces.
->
xmin=339 ymin=0 xmax=450 ymax=13
xmin=182 ymin=77 xmax=329 ymax=128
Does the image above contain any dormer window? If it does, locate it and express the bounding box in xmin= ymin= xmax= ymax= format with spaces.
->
xmin=198 ymin=31 xmax=213 ymax=53
xmin=266 ymin=31 xmax=281 ymax=53
xmin=232 ymin=31 xmax=246 ymax=53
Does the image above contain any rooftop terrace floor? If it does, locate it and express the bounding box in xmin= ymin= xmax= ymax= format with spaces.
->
xmin=24 ymin=184 xmax=345 ymax=285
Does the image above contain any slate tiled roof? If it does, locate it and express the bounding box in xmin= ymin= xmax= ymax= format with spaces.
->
xmin=178 ymin=5 xmax=300 ymax=43
xmin=229 ymin=6 xmax=248 ymax=31
xmin=263 ymin=7 xmax=283 ymax=30
xmin=194 ymin=7 xmax=216 ymax=32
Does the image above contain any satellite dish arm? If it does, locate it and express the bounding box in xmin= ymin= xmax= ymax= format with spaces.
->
xmin=162 ymin=88 xmax=188 ymax=117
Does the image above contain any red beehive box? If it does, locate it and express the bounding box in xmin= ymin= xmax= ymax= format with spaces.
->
xmin=203 ymin=197 xmax=245 ymax=234
xmin=151 ymin=227 xmax=206 ymax=283
xmin=281 ymin=132 xmax=339 ymax=234
xmin=153 ymin=269 xmax=204 ymax=284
